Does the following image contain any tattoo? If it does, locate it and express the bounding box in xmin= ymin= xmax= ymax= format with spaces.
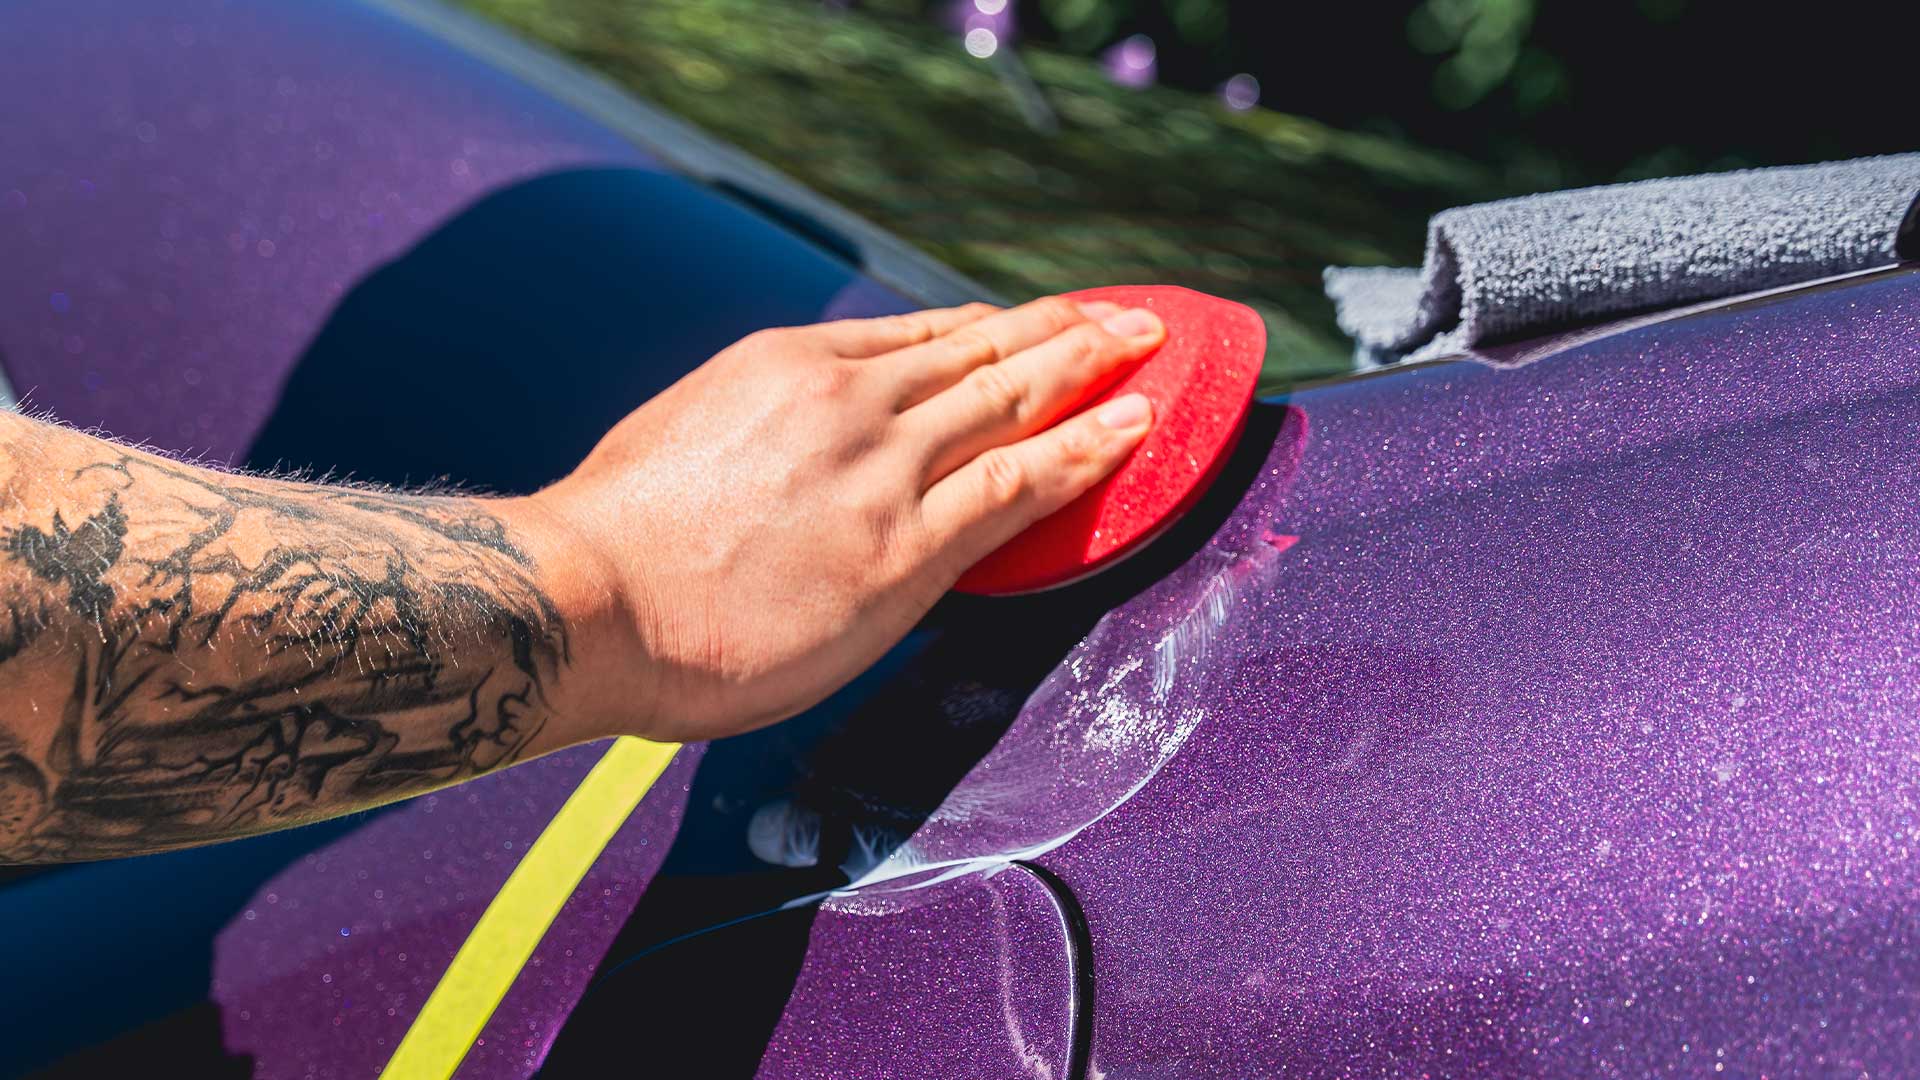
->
xmin=3 ymin=497 xmax=126 ymax=622
xmin=0 ymin=445 xmax=568 ymax=862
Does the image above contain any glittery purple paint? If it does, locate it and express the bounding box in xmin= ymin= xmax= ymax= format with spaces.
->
xmin=760 ymin=868 xmax=1076 ymax=1080
xmin=702 ymin=269 xmax=1920 ymax=1077
xmin=0 ymin=0 xmax=651 ymax=460
xmin=1007 ymin=269 xmax=1920 ymax=1077
xmin=213 ymin=744 xmax=701 ymax=1079
xmin=8 ymin=0 xmax=1920 ymax=1074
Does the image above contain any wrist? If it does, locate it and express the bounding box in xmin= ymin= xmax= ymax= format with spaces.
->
xmin=493 ymin=490 xmax=661 ymax=746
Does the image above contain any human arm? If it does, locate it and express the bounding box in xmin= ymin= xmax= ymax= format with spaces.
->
xmin=0 ymin=296 xmax=1162 ymax=861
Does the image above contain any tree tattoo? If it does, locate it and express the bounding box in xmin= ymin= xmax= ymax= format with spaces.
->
xmin=0 ymin=443 xmax=570 ymax=862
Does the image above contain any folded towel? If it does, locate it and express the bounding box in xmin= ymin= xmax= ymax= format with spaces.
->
xmin=1325 ymin=153 xmax=1920 ymax=368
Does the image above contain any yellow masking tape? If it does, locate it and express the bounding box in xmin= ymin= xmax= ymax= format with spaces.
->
xmin=379 ymin=736 xmax=681 ymax=1080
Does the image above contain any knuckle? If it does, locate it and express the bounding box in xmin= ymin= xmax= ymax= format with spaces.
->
xmin=739 ymin=326 xmax=809 ymax=361
xmin=977 ymin=448 xmax=1031 ymax=507
xmin=862 ymin=500 xmax=901 ymax=553
xmin=960 ymin=302 xmax=999 ymax=319
xmin=966 ymin=362 xmax=1027 ymax=422
xmin=1052 ymin=423 xmax=1098 ymax=467
xmin=943 ymin=325 xmax=1000 ymax=366
xmin=1060 ymin=322 xmax=1116 ymax=368
xmin=880 ymin=313 xmax=934 ymax=346
xmin=1031 ymin=295 xmax=1085 ymax=332
xmin=729 ymin=328 xmax=774 ymax=357
xmin=876 ymin=505 xmax=933 ymax=577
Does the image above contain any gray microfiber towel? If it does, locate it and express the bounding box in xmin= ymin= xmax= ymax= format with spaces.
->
xmin=1325 ymin=153 xmax=1920 ymax=368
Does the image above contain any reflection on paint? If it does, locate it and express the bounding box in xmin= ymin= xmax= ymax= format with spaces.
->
xmin=748 ymin=797 xmax=906 ymax=878
xmin=747 ymin=796 xmax=822 ymax=868
xmin=990 ymin=876 xmax=1065 ymax=1080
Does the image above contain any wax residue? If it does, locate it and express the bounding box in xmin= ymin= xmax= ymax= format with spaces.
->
xmin=825 ymin=548 xmax=1280 ymax=913
xmin=827 ymin=409 xmax=1309 ymax=912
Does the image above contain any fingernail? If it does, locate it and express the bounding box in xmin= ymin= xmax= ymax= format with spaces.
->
xmin=1097 ymin=392 xmax=1152 ymax=430
xmin=1101 ymin=308 xmax=1163 ymax=340
xmin=1077 ymin=300 xmax=1123 ymax=321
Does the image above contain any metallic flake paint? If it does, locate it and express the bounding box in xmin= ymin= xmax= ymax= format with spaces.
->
xmin=1033 ymin=271 xmax=1920 ymax=1076
xmin=759 ymin=867 xmax=1079 ymax=1080
xmin=0 ymin=0 xmax=651 ymax=460
xmin=6 ymin=0 xmax=1920 ymax=1075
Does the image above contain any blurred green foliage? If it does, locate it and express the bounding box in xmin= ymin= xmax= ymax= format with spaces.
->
xmin=850 ymin=0 xmax=1910 ymax=194
xmin=1407 ymin=0 xmax=1547 ymax=110
xmin=459 ymin=0 xmax=1510 ymax=389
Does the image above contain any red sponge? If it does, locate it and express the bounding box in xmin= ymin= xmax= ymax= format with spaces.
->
xmin=955 ymin=285 xmax=1266 ymax=595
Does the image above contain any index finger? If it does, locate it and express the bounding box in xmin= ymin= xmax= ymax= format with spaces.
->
xmin=815 ymin=303 xmax=1000 ymax=357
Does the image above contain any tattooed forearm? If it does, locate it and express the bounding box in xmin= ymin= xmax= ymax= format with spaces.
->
xmin=0 ymin=415 xmax=583 ymax=862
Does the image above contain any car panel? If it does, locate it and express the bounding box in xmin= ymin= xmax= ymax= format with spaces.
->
xmin=0 ymin=0 xmax=655 ymax=460
xmin=214 ymin=748 xmax=704 ymax=1080
xmin=5 ymin=0 xmax=1918 ymax=1076
xmin=753 ymin=868 xmax=1079 ymax=1080
xmin=1027 ymin=266 xmax=1920 ymax=1076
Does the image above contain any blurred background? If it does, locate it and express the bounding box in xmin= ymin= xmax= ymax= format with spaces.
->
xmin=460 ymin=0 xmax=1914 ymax=386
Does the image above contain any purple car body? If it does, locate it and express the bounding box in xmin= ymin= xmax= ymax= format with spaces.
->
xmin=3 ymin=2 xmax=1919 ymax=1078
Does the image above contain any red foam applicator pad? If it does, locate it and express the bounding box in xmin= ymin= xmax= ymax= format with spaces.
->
xmin=954 ymin=285 xmax=1266 ymax=595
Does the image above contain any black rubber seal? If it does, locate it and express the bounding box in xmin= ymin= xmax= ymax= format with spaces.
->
xmin=1011 ymin=860 xmax=1097 ymax=1080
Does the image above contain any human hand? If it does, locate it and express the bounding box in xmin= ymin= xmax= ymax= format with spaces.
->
xmin=530 ymin=296 xmax=1163 ymax=742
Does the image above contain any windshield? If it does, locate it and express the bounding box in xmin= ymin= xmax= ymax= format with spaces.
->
xmin=454 ymin=0 xmax=1501 ymax=390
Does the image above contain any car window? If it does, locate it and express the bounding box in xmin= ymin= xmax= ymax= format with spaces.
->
xmin=247 ymin=166 xmax=900 ymax=491
xmin=454 ymin=0 xmax=1505 ymax=391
